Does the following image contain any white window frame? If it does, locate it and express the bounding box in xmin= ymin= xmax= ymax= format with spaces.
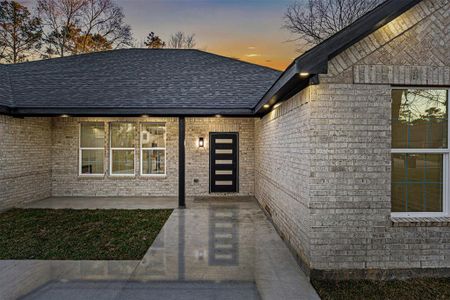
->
xmin=140 ymin=123 xmax=167 ymax=177
xmin=109 ymin=122 xmax=136 ymax=177
xmin=79 ymin=123 xmax=105 ymax=176
xmin=391 ymin=87 xmax=450 ymax=218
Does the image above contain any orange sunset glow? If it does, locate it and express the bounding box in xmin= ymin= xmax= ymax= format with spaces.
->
xmin=22 ymin=0 xmax=300 ymax=70
xmin=117 ymin=0 xmax=299 ymax=71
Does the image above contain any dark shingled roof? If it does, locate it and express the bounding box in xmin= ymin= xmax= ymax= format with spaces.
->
xmin=2 ymin=49 xmax=280 ymax=115
xmin=0 ymin=65 xmax=13 ymax=109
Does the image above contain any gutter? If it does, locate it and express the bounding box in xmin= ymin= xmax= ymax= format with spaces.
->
xmin=4 ymin=107 xmax=256 ymax=117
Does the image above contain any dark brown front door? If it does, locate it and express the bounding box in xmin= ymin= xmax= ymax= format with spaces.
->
xmin=209 ymin=133 xmax=239 ymax=193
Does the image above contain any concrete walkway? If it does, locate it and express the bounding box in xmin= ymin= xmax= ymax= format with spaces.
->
xmin=22 ymin=196 xmax=177 ymax=210
xmin=2 ymin=197 xmax=320 ymax=300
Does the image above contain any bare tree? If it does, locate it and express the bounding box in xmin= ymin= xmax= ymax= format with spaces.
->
xmin=284 ymin=0 xmax=383 ymax=49
xmin=37 ymin=0 xmax=132 ymax=57
xmin=78 ymin=0 xmax=132 ymax=52
xmin=144 ymin=31 xmax=165 ymax=48
xmin=0 ymin=0 xmax=42 ymax=63
xmin=168 ymin=31 xmax=196 ymax=49
xmin=37 ymin=0 xmax=86 ymax=57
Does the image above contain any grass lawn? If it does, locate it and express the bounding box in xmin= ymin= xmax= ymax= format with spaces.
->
xmin=312 ymin=278 xmax=450 ymax=300
xmin=0 ymin=208 xmax=173 ymax=260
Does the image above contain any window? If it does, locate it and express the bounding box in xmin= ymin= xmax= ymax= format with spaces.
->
xmin=141 ymin=123 xmax=166 ymax=175
xmin=110 ymin=123 xmax=135 ymax=175
xmin=391 ymin=88 xmax=449 ymax=217
xmin=79 ymin=123 xmax=104 ymax=175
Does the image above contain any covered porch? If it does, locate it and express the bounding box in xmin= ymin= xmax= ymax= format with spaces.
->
xmin=0 ymin=115 xmax=256 ymax=211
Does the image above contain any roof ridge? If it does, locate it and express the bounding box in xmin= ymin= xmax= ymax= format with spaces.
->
xmin=6 ymin=48 xmax=282 ymax=72
xmin=190 ymin=49 xmax=282 ymax=73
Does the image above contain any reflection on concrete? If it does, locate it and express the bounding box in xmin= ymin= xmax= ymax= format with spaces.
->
xmin=1 ymin=197 xmax=319 ymax=300
xmin=209 ymin=206 xmax=239 ymax=266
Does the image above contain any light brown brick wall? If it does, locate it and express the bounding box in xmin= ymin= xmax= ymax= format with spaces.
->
xmin=255 ymin=0 xmax=450 ymax=276
xmin=254 ymin=88 xmax=313 ymax=268
xmin=51 ymin=117 xmax=179 ymax=196
xmin=186 ymin=117 xmax=255 ymax=196
xmin=0 ymin=116 xmax=52 ymax=210
xmin=51 ymin=117 xmax=254 ymax=197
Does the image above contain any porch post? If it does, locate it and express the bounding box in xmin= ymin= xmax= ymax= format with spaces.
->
xmin=178 ymin=116 xmax=186 ymax=208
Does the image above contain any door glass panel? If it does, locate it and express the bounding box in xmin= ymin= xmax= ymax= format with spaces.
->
xmin=215 ymin=139 xmax=233 ymax=144
xmin=391 ymin=153 xmax=443 ymax=212
xmin=216 ymin=170 xmax=232 ymax=175
xmin=215 ymin=181 xmax=233 ymax=185
xmin=216 ymin=149 xmax=233 ymax=154
xmin=216 ymin=160 xmax=232 ymax=164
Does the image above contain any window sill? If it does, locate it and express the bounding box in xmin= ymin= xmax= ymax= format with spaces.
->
xmin=108 ymin=175 xmax=136 ymax=179
xmin=391 ymin=216 xmax=450 ymax=227
xmin=78 ymin=174 xmax=105 ymax=180
xmin=139 ymin=174 xmax=167 ymax=179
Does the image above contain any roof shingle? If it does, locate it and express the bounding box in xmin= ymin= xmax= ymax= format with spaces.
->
xmin=2 ymin=49 xmax=280 ymax=115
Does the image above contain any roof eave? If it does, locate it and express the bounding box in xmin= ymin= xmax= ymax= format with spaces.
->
xmin=0 ymin=105 xmax=11 ymax=114
xmin=3 ymin=107 xmax=256 ymax=117
xmin=254 ymin=0 xmax=423 ymax=115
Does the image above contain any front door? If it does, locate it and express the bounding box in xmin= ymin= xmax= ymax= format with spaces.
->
xmin=209 ymin=133 xmax=239 ymax=193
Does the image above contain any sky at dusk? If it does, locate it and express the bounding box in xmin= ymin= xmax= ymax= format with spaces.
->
xmin=24 ymin=0 xmax=300 ymax=70
xmin=118 ymin=0 xmax=299 ymax=70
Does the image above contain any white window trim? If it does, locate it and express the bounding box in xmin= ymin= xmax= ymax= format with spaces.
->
xmin=391 ymin=87 xmax=450 ymax=218
xmin=109 ymin=123 xmax=136 ymax=177
xmin=79 ymin=123 xmax=105 ymax=176
xmin=140 ymin=123 xmax=167 ymax=177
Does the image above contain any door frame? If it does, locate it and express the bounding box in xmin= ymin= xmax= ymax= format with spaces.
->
xmin=209 ymin=132 xmax=239 ymax=193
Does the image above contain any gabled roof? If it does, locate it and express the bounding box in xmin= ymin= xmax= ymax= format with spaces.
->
xmin=254 ymin=0 xmax=423 ymax=114
xmin=0 ymin=0 xmax=425 ymax=117
xmin=2 ymin=49 xmax=280 ymax=116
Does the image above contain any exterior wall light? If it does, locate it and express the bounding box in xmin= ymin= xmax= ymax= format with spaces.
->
xmin=273 ymin=103 xmax=281 ymax=109
xmin=198 ymin=137 xmax=204 ymax=148
xmin=299 ymin=72 xmax=309 ymax=77
xmin=263 ymin=104 xmax=270 ymax=108
xmin=61 ymin=114 xmax=69 ymax=118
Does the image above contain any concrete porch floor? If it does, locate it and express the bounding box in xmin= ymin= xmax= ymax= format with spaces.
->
xmin=2 ymin=197 xmax=320 ymax=300
xmin=21 ymin=196 xmax=178 ymax=210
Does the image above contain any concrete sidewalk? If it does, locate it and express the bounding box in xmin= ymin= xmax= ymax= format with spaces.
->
xmin=3 ymin=197 xmax=320 ymax=300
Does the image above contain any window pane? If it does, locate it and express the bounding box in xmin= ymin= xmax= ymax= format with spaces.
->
xmin=141 ymin=124 xmax=165 ymax=148
xmin=391 ymin=153 xmax=443 ymax=212
xmin=142 ymin=150 xmax=165 ymax=174
xmin=392 ymin=89 xmax=448 ymax=148
xmin=111 ymin=123 xmax=135 ymax=148
xmin=81 ymin=150 xmax=104 ymax=174
xmin=81 ymin=123 xmax=104 ymax=148
xmin=112 ymin=150 xmax=134 ymax=174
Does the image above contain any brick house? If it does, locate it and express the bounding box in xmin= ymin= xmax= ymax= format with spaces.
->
xmin=0 ymin=0 xmax=449 ymax=278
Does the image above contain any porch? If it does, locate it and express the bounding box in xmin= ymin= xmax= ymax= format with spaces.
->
xmin=0 ymin=115 xmax=256 ymax=211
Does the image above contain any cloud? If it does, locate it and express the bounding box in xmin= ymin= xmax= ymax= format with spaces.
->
xmin=247 ymin=46 xmax=256 ymax=50
xmin=245 ymin=53 xmax=261 ymax=57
